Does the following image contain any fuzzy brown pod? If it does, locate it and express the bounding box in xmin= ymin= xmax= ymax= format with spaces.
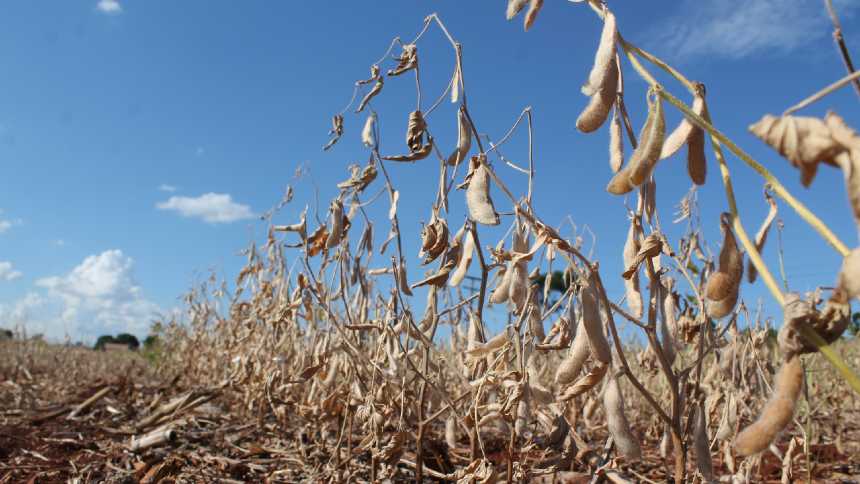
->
xmin=693 ymin=401 xmax=715 ymax=482
xmin=420 ymin=217 xmax=449 ymax=265
xmin=356 ymin=78 xmax=384 ymax=113
xmin=582 ymin=10 xmax=617 ymax=98
xmin=621 ymin=217 xmax=644 ymax=318
xmin=325 ymin=199 xmax=346 ymax=249
xmin=603 ymin=374 xmax=642 ymax=460
xmin=661 ymin=83 xmax=708 ymax=185
xmin=523 ymin=0 xmax=543 ymax=31
xmin=582 ymin=272 xmax=612 ymax=364
xmin=705 ymin=214 xmax=743 ymax=319
xmin=361 ymin=113 xmax=376 ymax=148
xmin=397 ymin=258 xmax=413 ymax=296
xmin=445 ymin=414 xmax=458 ymax=449
xmin=734 ymin=355 xmax=803 ymax=456
xmin=449 ymin=226 xmax=475 ymax=287
xmin=464 ymin=155 xmax=501 ymax=226
xmin=777 ymin=292 xmax=850 ymax=357
xmin=838 ymin=247 xmax=860 ymax=299
xmin=576 ymin=51 xmax=618 ymax=134
xmin=628 ymin=92 xmax=666 ymax=187
xmin=337 ymin=161 xmax=377 ymax=193
xmin=507 ymin=225 xmax=530 ymax=312
xmin=506 ymin=0 xmax=529 ymax=20
xmin=558 ymin=361 xmax=608 ymax=401
xmin=323 ymin=114 xmax=344 ymax=151
xmin=448 ymin=106 xmax=472 ymax=165
xmin=388 ymin=44 xmax=418 ymax=77
xmin=609 ymin=104 xmax=624 ymax=173
xmin=749 ymin=114 xmax=841 ymax=187
xmin=748 ymin=190 xmax=778 ymax=283
xmin=490 ymin=267 xmax=511 ymax=305
xmin=554 ymin=321 xmax=590 ymax=386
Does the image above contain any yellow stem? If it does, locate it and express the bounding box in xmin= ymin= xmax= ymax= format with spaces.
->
xmin=658 ymin=89 xmax=850 ymax=257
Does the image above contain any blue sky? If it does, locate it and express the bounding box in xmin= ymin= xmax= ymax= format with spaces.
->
xmin=1 ymin=0 xmax=859 ymax=342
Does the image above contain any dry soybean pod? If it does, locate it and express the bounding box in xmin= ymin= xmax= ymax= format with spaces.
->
xmin=628 ymin=89 xmax=666 ymax=187
xmin=582 ymin=9 xmax=617 ymax=97
xmin=582 ymin=272 xmax=611 ymax=364
xmin=449 ymin=226 xmax=475 ymax=287
xmin=734 ymin=355 xmax=803 ymax=456
xmin=465 ymin=155 xmax=501 ymax=226
xmin=622 ymin=217 xmax=644 ymax=318
xmin=447 ymin=106 xmax=472 ymax=166
xmin=693 ymin=401 xmax=715 ymax=482
xmin=705 ymin=213 xmax=743 ymax=319
xmin=603 ymin=374 xmax=642 ymax=459
xmin=555 ymin=318 xmax=590 ymax=386
xmin=609 ymin=102 xmax=624 ymax=173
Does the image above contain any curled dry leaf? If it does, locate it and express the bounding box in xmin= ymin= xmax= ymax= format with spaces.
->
xmin=838 ymin=247 xmax=860 ymax=300
xmin=411 ymin=241 xmax=460 ymax=289
xmin=749 ymin=113 xmax=841 ymax=187
xmin=361 ymin=113 xmax=376 ymax=148
xmin=705 ymin=213 xmax=743 ymax=319
xmin=356 ymin=78 xmax=384 ymax=113
xmin=388 ymin=44 xmax=418 ymax=77
xmin=323 ymin=114 xmax=344 ymax=151
xmin=407 ymin=111 xmax=426 ymax=151
xmin=356 ymin=64 xmax=380 ymax=85
xmin=558 ymin=361 xmax=608 ymax=401
xmin=622 ymin=217 xmax=644 ymax=318
xmin=621 ymin=233 xmax=663 ymax=280
xmin=748 ymin=190 xmax=778 ymax=283
xmin=734 ymin=355 xmax=803 ymax=456
xmin=777 ymin=292 xmax=850 ymax=357
xmin=523 ymin=0 xmax=543 ymax=31
xmin=464 ymin=155 xmax=501 ymax=226
xmin=383 ymin=137 xmax=434 ymax=162
xmin=420 ymin=217 xmax=449 ymax=265
xmin=307 ymin=225 xmax=329 ymax=257
xmin=448 ymin=106 xmax=472 ymax=165
xmin=337 ymin=160 xmax=378 ymax=193
xmin=603 ymin=374 xmax=642 ymax=460
xmin=609 ymin=104 xmax=624 ymax=173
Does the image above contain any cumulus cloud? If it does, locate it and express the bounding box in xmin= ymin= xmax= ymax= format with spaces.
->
xmin=157 ymin=193 xmax=255 ymax=224
xmin=0 ymin=220 xmax=10 ymax=233
xmin=96 ymin=0 xmax=122 ymax=14
xmin=646 ymin=0 xmax=860 ymax=61
xmin=0 ymin=250 xmax=159 ymax=342
xmin=158 ymin=184 xmax=177 ymax=193
xmin=0 ymin=262 xmax=22 ymax=281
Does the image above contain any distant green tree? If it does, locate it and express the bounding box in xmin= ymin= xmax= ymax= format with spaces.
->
xmin=143 ymin=335 xmax=160 ymax=349
xmin=114 ymin=333 xmax=140 ymax=350
xmin=94 ymin=334 xmax=116 ymax=350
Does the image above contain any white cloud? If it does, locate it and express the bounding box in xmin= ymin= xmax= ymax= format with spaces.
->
xmin=0 ymin=220 xmax=10 ymax=234
xmin=647 ymin=0 xmax=860 ymax=61
xmin=0 ymin=262 xmax=22 ymax=281
xmin=156 ymin=192 xmax=255 ymax=224
xmin=195 ymin=146 xmax=205 ymax=157
xmin=158 ymin=184 xmax=178 ymax=193
xmin=96 ymin=0 xmax=122 ymax=14
xmin=53 ymin=239 xmax=66 ymax=247
xmin=1 ymin=250 xmax=160 ymax=341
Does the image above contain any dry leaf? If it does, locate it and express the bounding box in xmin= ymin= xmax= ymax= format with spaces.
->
xmin=749 ymin=113 xmax=841 ymax=187
xmin=506 ymin=0 xmax=529 ymax=20
xmin=356 ymin=78 xmax=384 ymax=113
xmin=451 ymin=63 xmax=461 ymax=104
xmin=523 ymin=0 xmax=543 ymax=31
xmin=388 ymin=44 xmax=418 ymax=77
xmin=361 ymin=113 xmax=376 ymax=148
xmin=323 ymin=114 xmax=344 ymax=151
